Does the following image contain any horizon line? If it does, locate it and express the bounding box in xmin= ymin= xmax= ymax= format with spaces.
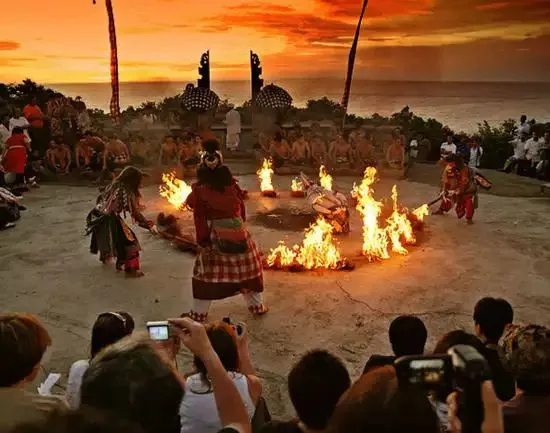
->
xmin=41 ymin=78 xmax=550 ymax=86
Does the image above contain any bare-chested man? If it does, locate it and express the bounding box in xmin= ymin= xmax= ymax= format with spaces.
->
xmin=310 ymin=135 xmax=327 ymax=166
xmin=385 ymin=130 xmax=406 ymax=170
xmin=76 ymin=133 xmax=104 ymax=171
xmin=329 ymin=133 xmax=353 ymax=166
xmin=178 ymin=133 xmax=201 ymax=168
xmin=354 ymin=133 xmax=377 ymax=169
xmin=130 ymin=136 xmax=150 ymax=165
xmin=46 ymin=139 xmax=72 ymax=175
xmin=291 ymin=133 xmax=311 ymax=164
xmin=269 ymin=132 xmax=292 ymax=168
xmin=158 ymin=136 xmax=178 ymax=165
xmin=103 ymin=136 xmax=130 ymax=173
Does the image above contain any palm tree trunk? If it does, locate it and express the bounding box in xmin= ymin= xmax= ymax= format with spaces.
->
xmin=93 ymin=0 xmax=120 ymax=123
xmin=341 ymin=0 xmax=369 ymax=129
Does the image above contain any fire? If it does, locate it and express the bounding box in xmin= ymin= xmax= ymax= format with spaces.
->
xmin=257 ymin=159 xmax=275 ymax=192
xmin=266 ymin=217 xmax=347 ymax=270
xmin=291 ymin=178 xmax=304 ymax=192
xmin=159 ymin=172 xmax=192 ymax=210
xmin=352 ymin=167 xmax=427 ymax=260
xmin=319 ymin=165 xmax=333 ymax=191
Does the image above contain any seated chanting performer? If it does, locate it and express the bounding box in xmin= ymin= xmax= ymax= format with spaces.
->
xmin=159 ymin=136 xmax=178 ymax=166
xmin=385 ymin=130 xmax=406 ymax=170
xmin=329 ymin=133 xmax=353 ymax=167
xmin=269 ymin=132 xmax=292 ymax=168
xmin=86 ymin=166 xmax=156 ymax=277
xmin=291 ymin=133 xmax=311 ymax=165
xmin=354 ymin=132 xmax=377 ymax=169
xmin=184 ymin=139 xmax=267 ymax=322
xmin=179 ymin=133 xmax=201 ymax=169
xmin=102 ymin=136 xmax=130 ymax=179
xmin=46 ymin=138 xmax=72 ymax=175
xmin=435 ymin=155 xmax=478 ymax=224
xmin=310 ymin=135 xmax=328 ymax=166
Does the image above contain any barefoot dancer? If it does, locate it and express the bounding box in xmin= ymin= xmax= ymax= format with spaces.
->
xmin=86 ymin=166 xmax=156 ymax=277
xmin=184 ymin=139 xmax=267 ymax=322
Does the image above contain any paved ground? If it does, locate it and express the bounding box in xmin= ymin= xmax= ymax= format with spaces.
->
xmin=1 ymin=167 xmax=550 ymax=418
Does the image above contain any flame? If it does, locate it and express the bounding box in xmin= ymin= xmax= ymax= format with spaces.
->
xmin=291 ymin=178 xmax=304 ymax=192
xmin=266 ymin=217 xmax=345 ymax=270
xmin=352 ymin=167 xmax=427 ymax=260
xmin=319 ymin=165 xmax=333 ymax=191
xmin=159 ymin=172 xmax=192 ymax=210
xmin=257 ymin=159 xmax=275 ymax=192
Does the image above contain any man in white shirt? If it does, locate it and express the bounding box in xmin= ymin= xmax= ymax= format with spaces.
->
xmin=224 ymin=106 xmax=241 ymax=151
xmin=468 ymin=139 xmax=483 ymax=169
xmin=502 ymin=132 xmax=527 ymax=173
xmin=524 ymin=131 xmax=542 ymax=176
xmin=518 ymin=115 xmax=530 ymax=137
xmin=8 ymin=109 xmax=31 ymax=144
xmin=440 ymin=135 xmax=457 ymax=161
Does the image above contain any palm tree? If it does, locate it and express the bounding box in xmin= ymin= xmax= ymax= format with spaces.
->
xmin=92 ymin=0 xmax=120 ymax=122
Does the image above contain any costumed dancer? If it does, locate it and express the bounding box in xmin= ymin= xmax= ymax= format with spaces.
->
xmin=185 ymin=139 xmax=267 ymax=322
xmin=86 ymin=166 xmax=156 ymax=277
xmin=435 ymin=155 xmax=478 ymax=224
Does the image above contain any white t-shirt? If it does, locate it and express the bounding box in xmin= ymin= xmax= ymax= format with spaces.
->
xmin=524 ymin=138 xmax=542 ymax=162
xmin=440 ymin=142 xmax=456 ymax=159
xmin=510 ymin=138 xmax=526 ymax=159
xmin=180 ymin=373 xmax=255 ymax=433
xmin=225 ymin=109 xmax=241 ymax=135
xmin=518 ymin=122 xmax=530 ymax=136
xmin=8 ymin=117 xmax=31 ymax=143
xmin=65 ymin=359 xmax=90 ymax=409
xmin=0 ymin=124 xmax=10 ymax=151
xmin=468 ymin=146 xmax=483 ymax=168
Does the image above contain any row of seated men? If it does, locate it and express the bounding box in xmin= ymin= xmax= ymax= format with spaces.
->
xmin=254 ymin=127 xmax=408 ymax=171
xmin=45 ymin=131 xmax=203 ymax=176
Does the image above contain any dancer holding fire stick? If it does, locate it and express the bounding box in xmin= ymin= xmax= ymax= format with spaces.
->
xmin=184 ymin=139 xmax=267 ymax=322
xmin=85 ymin=166 xmax=157 ymax=277
xmin=434 ymin=155 xmax=478 ymax=224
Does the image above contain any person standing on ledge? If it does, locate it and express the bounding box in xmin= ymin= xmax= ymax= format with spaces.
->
xmin=184 ymin=139 xmax=267 ymax=322
xmin=224 ymin=105 xmax=241 ymax=152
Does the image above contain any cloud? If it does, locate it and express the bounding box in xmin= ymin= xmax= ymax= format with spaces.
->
xmin=0 ymin=41 xmax=21 ymax=51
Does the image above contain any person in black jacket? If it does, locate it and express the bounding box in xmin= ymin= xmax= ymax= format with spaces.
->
xmin=363 ymin=315 xmax=427 ymax=374
xmin=473 ymin=297 xmax=516 ymax=401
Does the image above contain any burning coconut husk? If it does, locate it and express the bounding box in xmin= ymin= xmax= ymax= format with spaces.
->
xmin=159 ymin=172 xmax=192 ymax=210
xmin=156 ymin=212 xmax=198 ymax=254
xmin=264 ymin=216 xmax=354 ymax=272
xmin=257 ymin=158 xmax=277 ymax=197
xmin=290 ymin=178 xmax=306 ymax=198
xmin=319 ymin=165 xmax=333 ymax=191
xmin=351 ymin=167 xmax=429 ymax=261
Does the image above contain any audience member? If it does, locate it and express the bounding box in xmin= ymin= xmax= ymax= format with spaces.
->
xmin=363 ymin=315 xmax=427 ymax=374
xmin=180 ymin=321 xmax=262 ymax=433
xmin=0 ymin=116 xmax=10 ymax=152
xmin=11 ymin=407 xmax=144 ymax=433
xmin=65 ymin=311 xmax=135 ymax=409
xmin=23 ymin=98 xmax=46 ymax=157
xmin=2 ymin=128 xmax=30 ymax=187
xmin=440 ymin=135 xmax=457 ymax=161
xmin=499 ymin=324 xmax=550 ymax=433
xmin=0 ymin=313 xmax=64 ymax=432
xmin=262 ymin=350 xmax=350 ymax=433
xmin=473 ymin=297 xmax=515 ymax=401
xmin=8 ymin=109 xmax=31 ymax=145
xmin=524 ymin=131 xmax=542 ymax=177
xmin=502 ymin=132 xmax=527 ymax=174
xmin=468 ymin=137 xmax=483 ymax=169
xmin=517 ymin=114 xmax=530 ymax=137
xmin=327 ymin=366 xmax=440 ymax=433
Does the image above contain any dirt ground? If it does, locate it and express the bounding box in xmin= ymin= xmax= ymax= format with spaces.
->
xmin=1 ymin=166 xmax=550 ymax=418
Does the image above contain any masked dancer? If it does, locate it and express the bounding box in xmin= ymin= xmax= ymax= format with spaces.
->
xmin=184 ymin=139 xmax=267 ymax=322
xmin=435 ymin=155 xmax=478 ymax=224
xmin=86 ymin=166 xmax=156 ymax=277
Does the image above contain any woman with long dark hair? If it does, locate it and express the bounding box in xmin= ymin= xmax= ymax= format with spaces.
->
xmin=184 ymin=139 xmax=267 ymax=321
xmin=86 ymin=166 xmax=156 ymax=277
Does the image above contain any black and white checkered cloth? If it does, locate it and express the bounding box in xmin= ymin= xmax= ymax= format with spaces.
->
xmin=181 ymin=85 xmax=220 ymax=111
xmin=254 ymin=84 xmax=293 ymax=109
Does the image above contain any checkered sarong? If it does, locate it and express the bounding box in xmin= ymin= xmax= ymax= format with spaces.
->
xmin=192 ymin=230 xmax=264 ymax=300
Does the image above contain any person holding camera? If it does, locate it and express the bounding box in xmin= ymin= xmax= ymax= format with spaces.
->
xmin=184 ymin=139 xmax=267 ymax=322
xmin=179 ymin=320 xmax=263 ymax=433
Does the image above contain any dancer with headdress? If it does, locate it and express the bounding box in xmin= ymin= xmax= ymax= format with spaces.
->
xmin=184 ymin=139 xmax=267 ymax=322
xmin=86 ymin=166 xmax=156 ymax=277
xmin=435 ymin=155 xmax=478 ymax=224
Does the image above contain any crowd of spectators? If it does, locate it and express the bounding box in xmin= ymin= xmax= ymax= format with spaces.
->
xmin=1 ymin=296 xmax=549 ymax=433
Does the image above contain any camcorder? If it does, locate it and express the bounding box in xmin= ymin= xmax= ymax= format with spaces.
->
xmin=222 ymin=317 xmax=243 ymax=336
xmin=395 ymin=344 xmax=491 ymax=433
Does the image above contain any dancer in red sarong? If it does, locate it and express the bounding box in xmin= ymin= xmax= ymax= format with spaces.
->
xmin=436 ymin=155 xmax=478 ymax=224
xmin=184 ymin=139 xmax=267 ymax=322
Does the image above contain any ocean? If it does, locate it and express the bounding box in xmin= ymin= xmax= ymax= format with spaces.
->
xmin=48 ymin=79 xmax=550 ymax=133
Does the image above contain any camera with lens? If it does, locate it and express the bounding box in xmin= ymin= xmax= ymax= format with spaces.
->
xmin=395 ymin=344 xmax=491 ymax=433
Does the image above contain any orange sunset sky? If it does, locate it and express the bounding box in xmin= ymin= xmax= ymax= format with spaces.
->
xmin=1 ymin=0 xmax=549 ymax=84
